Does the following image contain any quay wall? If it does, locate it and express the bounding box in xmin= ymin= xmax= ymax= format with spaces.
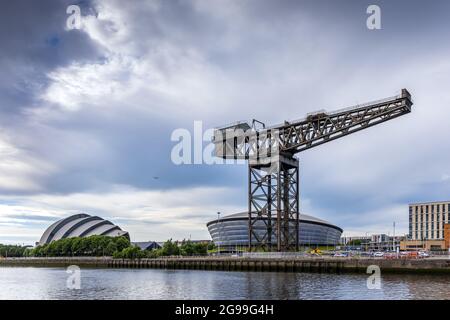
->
xmin=2 ymin=257 xmax=450 ymax=274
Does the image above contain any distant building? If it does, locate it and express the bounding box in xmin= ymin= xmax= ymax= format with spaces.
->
xmin=401 ymin=201 xmax=450 ymax=251
xmin=369 ymin=234 xmax=404 ymax=252
xmin=207 ymin=212 xmax=342 ymax=250
xmin=133 ymin=241 xmax=161 ymax=250
xmin=400 ymin=239 xmax=447 ymax=251
xmin=341 ymin=234 xmax=404 ymax=251
xmin=340 ymin=236 xmax=370 ymax=246
xmin=38 ymin=213 xmax=129 ymax=246
xmin=409 ymin=201 xmax=450 ymax=240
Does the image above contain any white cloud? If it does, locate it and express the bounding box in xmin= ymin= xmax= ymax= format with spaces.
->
xmin=0 ymin=133 xmax=55 ymax=192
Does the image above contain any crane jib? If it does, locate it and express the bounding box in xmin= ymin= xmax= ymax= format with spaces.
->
xmin=213 ymin=88 xmax=413 ymax=159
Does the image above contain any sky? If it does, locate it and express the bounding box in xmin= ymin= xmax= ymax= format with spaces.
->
xmin=1 ymin=0 xmax=450 ymax=244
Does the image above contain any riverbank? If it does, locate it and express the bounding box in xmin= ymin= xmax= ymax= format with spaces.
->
xmin=2 ymin=256 xmax=450 ymax=274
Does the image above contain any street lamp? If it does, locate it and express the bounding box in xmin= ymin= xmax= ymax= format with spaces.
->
xmin=217 ymin=212 xmax=221 ymax=256
xmin=365 ymin=232 xmax=369 ymax=252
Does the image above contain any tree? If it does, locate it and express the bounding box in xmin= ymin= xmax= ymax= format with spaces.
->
xmin=207 ymin=242 xmax=216 ymax=251
xmin=193 ymin=243 xmax=208 ymax=256
xmin=114 ymin=236 xmax=131 ymax=252
xmin=113 ymin=246 xmax=145 ymax=259
xmin=28 ymin=235 xmax=132 ymax=257
xmin=0 ymin=244 xmax=29 ymax=257
xmin=180 ymin=239 xmax=195 ymax=256
xmin=161 ymin=239 xmax=180 ymax=256
xmin=71 ymin=238 xmax=82 ymax=256
xmin=105 ymin=241 xmax=118 ymax=256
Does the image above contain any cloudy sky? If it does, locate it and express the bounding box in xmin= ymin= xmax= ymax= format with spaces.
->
xmin=1 ymin=0 xmax=450 ymax=244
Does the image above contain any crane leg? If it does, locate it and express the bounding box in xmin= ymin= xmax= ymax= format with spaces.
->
xmin=248 ymin=154 xmax=299 ymax=252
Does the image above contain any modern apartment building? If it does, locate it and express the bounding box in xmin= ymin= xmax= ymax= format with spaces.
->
xmin=409 ymin=201 xmax=450 ymax=240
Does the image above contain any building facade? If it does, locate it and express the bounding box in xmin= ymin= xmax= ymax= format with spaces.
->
xmin=341 ymin=234 xmax=404 ymax=251
xmin=409 ymin=201 xmax=450 ymax=241
xmin=207 ymin=212 xmax=342 ymax=250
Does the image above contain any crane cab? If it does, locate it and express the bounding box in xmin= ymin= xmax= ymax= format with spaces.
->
xmin=213 ymin=121 xmax=251 ymax=159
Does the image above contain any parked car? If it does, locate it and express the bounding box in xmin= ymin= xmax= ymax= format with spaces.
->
xmin=373 ymin=252 xmax=384 ymax=257
xmin=418 ymin=251 xmax=430 ymax=258
xmin=333 ymin=252 xmax=348 ymax=257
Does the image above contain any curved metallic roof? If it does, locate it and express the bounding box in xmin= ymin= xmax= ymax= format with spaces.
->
xmin=207 ymin=212 xmax=342 ymax=232
xmin=38 ymin=213 xmax=129 ymax=245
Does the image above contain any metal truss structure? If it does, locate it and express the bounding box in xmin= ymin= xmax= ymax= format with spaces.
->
xmin=214 ymin=89 xmax=413 ymax=251
xmin=248 ymin=155 xmax=299 ymax=251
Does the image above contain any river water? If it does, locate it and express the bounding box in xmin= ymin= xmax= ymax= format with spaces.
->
xmin=0 ymin=267 xmax=449 ymax=300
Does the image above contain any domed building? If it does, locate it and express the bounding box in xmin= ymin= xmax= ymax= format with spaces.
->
xmin=38 ymin=213 xmax=129 ymax=246
xmin=207 ymin=212 xmax=342 ymax=249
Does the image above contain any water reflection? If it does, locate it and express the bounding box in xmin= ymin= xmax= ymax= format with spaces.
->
xmin=0 ymin=267 xmax=449 ymax=300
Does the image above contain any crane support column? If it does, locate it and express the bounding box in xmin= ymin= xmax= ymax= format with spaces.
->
xmin=248 ymin=154 xmax=299 ymax=251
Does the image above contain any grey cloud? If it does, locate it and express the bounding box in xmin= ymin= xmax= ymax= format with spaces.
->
xmin=0 ymin=0 xmax=103 ymax=119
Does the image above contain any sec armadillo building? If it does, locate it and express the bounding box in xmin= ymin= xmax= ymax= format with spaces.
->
xmin=207 ymin=212 xmax=342 ymax=249
xmin=38 ymin=213 xmax=129 ymax=246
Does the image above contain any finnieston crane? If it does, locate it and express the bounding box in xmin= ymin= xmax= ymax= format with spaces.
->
xmin=213 ymin=89 xmax=413 ymax=252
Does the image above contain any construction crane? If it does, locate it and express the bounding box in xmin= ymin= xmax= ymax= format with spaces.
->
xmin=213 ymin=89 xmax=413 ymax=252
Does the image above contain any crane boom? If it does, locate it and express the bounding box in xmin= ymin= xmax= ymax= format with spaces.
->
xmin=213 ymin=89 xmax=412 ymax=159
xmin=212 ymin=89 xmax=413 ymax=252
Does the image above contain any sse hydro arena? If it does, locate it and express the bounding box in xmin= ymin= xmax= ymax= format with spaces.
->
xmin=207 ymin=212 xmax=342 ymax=249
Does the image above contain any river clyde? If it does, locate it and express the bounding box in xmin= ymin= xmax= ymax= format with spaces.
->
xmin=1 ymin=267 xmax=450 ymax=300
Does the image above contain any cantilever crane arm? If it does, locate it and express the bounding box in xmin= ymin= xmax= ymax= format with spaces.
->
xmin=279 ymin=88 xmax=412 ymax=154
xmin=213 ymin=89 xmax=413 ymax=159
